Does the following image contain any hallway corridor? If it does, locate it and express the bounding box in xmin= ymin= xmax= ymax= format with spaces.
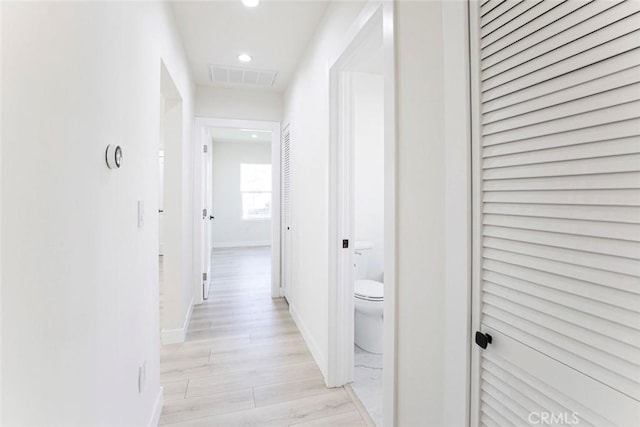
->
xmin=159 ymin=247 xmax=368 ymax=426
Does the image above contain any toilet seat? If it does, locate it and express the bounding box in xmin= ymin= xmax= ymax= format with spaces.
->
xmin=355 ymin=280 xmax=383 ymax=301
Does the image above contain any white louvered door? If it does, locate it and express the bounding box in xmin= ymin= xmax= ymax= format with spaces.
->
xmin=470 ymin=1 xmax=640 ymax=426
xmin=282 ymin=126 xmax=292 ymax=300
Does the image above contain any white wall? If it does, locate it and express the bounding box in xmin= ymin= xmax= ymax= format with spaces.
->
xmin=283 ymin=0 xmax=368 ymax=376
xmin=354 ymin=72 xmax=384 ymax=281
xmin=212 ymin=139 xmax=272 ymax=247
xmin=395 ymin=1 xmax=457 ymax=426
xmin=393 ymin=3 xmax=472 ymax=425
xmin=195 ymin=85 xmax=283 ymax=122
xmin=1 ymin=2 xmax=195 ymax=425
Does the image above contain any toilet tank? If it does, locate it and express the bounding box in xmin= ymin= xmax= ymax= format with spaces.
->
xmin=354 ymin=241 xmax=374 ymax=280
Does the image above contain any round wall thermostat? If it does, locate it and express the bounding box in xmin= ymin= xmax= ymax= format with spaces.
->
xmin=105 ymin=145 xmax=122 ymax=169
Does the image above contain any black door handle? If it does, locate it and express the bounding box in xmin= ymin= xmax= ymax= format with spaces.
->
xmin=209 ymin=215 xmax=215 ymax=220
xmin=475 ymin=331 xmax=492 ymax=349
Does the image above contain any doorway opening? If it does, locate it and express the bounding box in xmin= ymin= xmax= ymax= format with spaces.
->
xmin=350 ymin=62 xmax=385 ymax=426
xmin=327 ymin=4 xmax=395 ymax=426
xmin=208 ymin=127 xmax=274 ymax=302
xmin=159 ymin=61 xmax=186 ymax=344
xmin=193 ymin=118 xmax=282 ymax=305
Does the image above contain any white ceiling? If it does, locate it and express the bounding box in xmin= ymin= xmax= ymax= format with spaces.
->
xmin=210 ymin=127 xmax=272 ymax=144
xmin=171 ymin=1 xmax=330 ymax=92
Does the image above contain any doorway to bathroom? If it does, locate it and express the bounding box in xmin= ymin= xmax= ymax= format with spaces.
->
xmin=351 ymin=68 xmax=385 ymax=426
xmin=327 ymin=4 xmax=396 ymax=427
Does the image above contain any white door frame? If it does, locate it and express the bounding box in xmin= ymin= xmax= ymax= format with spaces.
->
xmin=469 ymin=1 xmax=484 ymax=424
xmin=442 ymin=2 xmax=473 ymax=427
xmin=327 ymin=2 xmax=397 ymax=425
xmin=192 ymin=117 xmax=282 ymax=304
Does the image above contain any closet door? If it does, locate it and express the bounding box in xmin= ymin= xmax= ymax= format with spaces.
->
xmin=281 ymin=125 xmax=292 ymax=301
xmin=470 ymin=1 xmax=640 ymax=425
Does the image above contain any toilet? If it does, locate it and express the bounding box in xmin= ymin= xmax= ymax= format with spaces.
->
xmin=354 ymin=241 xmax=384 ymax=354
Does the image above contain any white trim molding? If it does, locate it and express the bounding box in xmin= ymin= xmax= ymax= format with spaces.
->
xmin=192 ymin=117 xmax=282 ymax=303
xmin=212 ymin=240 xmax=271 ymax=249
xmin=381 ymin=3 xmax=397 ymax=425
xmin=468 ymin=2 xmax=484 ymax=425
xmin=148 ymin=387 xmax=163 ymax=427
xmin=161 ymin=296 xmax=194 ymax=345
xmin=290 ymin=303 xmax=327 ymax=378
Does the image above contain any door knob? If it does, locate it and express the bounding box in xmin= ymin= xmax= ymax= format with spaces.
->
xmin=209 ymin=215 xmax=215 ymax=220
xmin=475 ymin=331 xmax=492 ymax=349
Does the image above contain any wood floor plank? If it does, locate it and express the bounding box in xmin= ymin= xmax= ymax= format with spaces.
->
xmin=167 ymin=388 xmax=355 ymax=427
xmin=253 ymin=377 xmax=333 ymax=408
xmin=209 ymin=339 xmax=310 ymax=362
xmin=180 ymin=335 xmax=252 ymax=351
xmin=209 ymin=348 xmax=313 ymax=372
xmin=185 ymin=361 xmax=323 ymax=398
xmin=162 ymin=379 xmax=189 ymax=402
xmin=208 ymin=333 xmax=306 ymax=356
xmin=289 ymin=410 xmax=368 ymax=427
xmin=160 ymin=388 xmax=254 ymax=425
xmin=160 ymin=347 xmax=210 ymax=364
xmin=160 ymin=355 xmax=213 ymax=376
xmin=212 ymin=315 xmax=296 ymax=330
xmin=249 ymin=329 xmax=304 ymax=346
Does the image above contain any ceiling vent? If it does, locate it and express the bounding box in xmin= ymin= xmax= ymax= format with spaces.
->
xmin=209 ymin=65 xmax=277 ymax=87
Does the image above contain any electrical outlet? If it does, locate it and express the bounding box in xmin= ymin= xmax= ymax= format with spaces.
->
xmin=137 ymin=200 xmax=145 ymax=229
xmin=138 ymin=361 xmax=146 ymax=394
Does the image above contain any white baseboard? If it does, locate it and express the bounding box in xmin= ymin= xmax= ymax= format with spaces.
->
xmin=289 ymin=303 xmax=327 ymax=380
xmin=148 ymin=387 xmax=163 ymax=427
xmin=161 ymin=296 xmax=194 ymax=345
xmin=213 ymin=240 xmax=271 ymax=249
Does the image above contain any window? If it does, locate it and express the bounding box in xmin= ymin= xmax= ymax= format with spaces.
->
xmin=241 ymin=163 xmax=272 ymax=220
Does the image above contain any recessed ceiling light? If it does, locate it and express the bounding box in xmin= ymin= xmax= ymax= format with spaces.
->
xmin=251 ymin=134 xmax=258 ymax=138
xmin=238 ymin=54 xmax=252 ymax=63
xmin=242 ymin=0 xmax=259 ymax=7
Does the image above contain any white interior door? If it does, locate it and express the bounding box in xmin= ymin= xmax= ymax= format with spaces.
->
xmin=281 ymin=126 xmax=292 ymax=301
xmin=470 ymin=1 xmax=640 ymax=425
xmin=201 ymin=138 xmax=213 ymax=300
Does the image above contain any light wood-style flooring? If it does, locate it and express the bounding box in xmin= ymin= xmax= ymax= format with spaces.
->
xmin=159 ymin=246 xmax=369 ymax=426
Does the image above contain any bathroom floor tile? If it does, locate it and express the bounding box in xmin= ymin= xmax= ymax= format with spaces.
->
xmin=352 ymin=345 xmax=383 ymax=426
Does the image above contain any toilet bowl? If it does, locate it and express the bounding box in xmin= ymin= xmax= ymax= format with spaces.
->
xmin=353 ymin=240 xmax=384 ymax=354
xmin=355 ymin=279 xmax=384 ymax=353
